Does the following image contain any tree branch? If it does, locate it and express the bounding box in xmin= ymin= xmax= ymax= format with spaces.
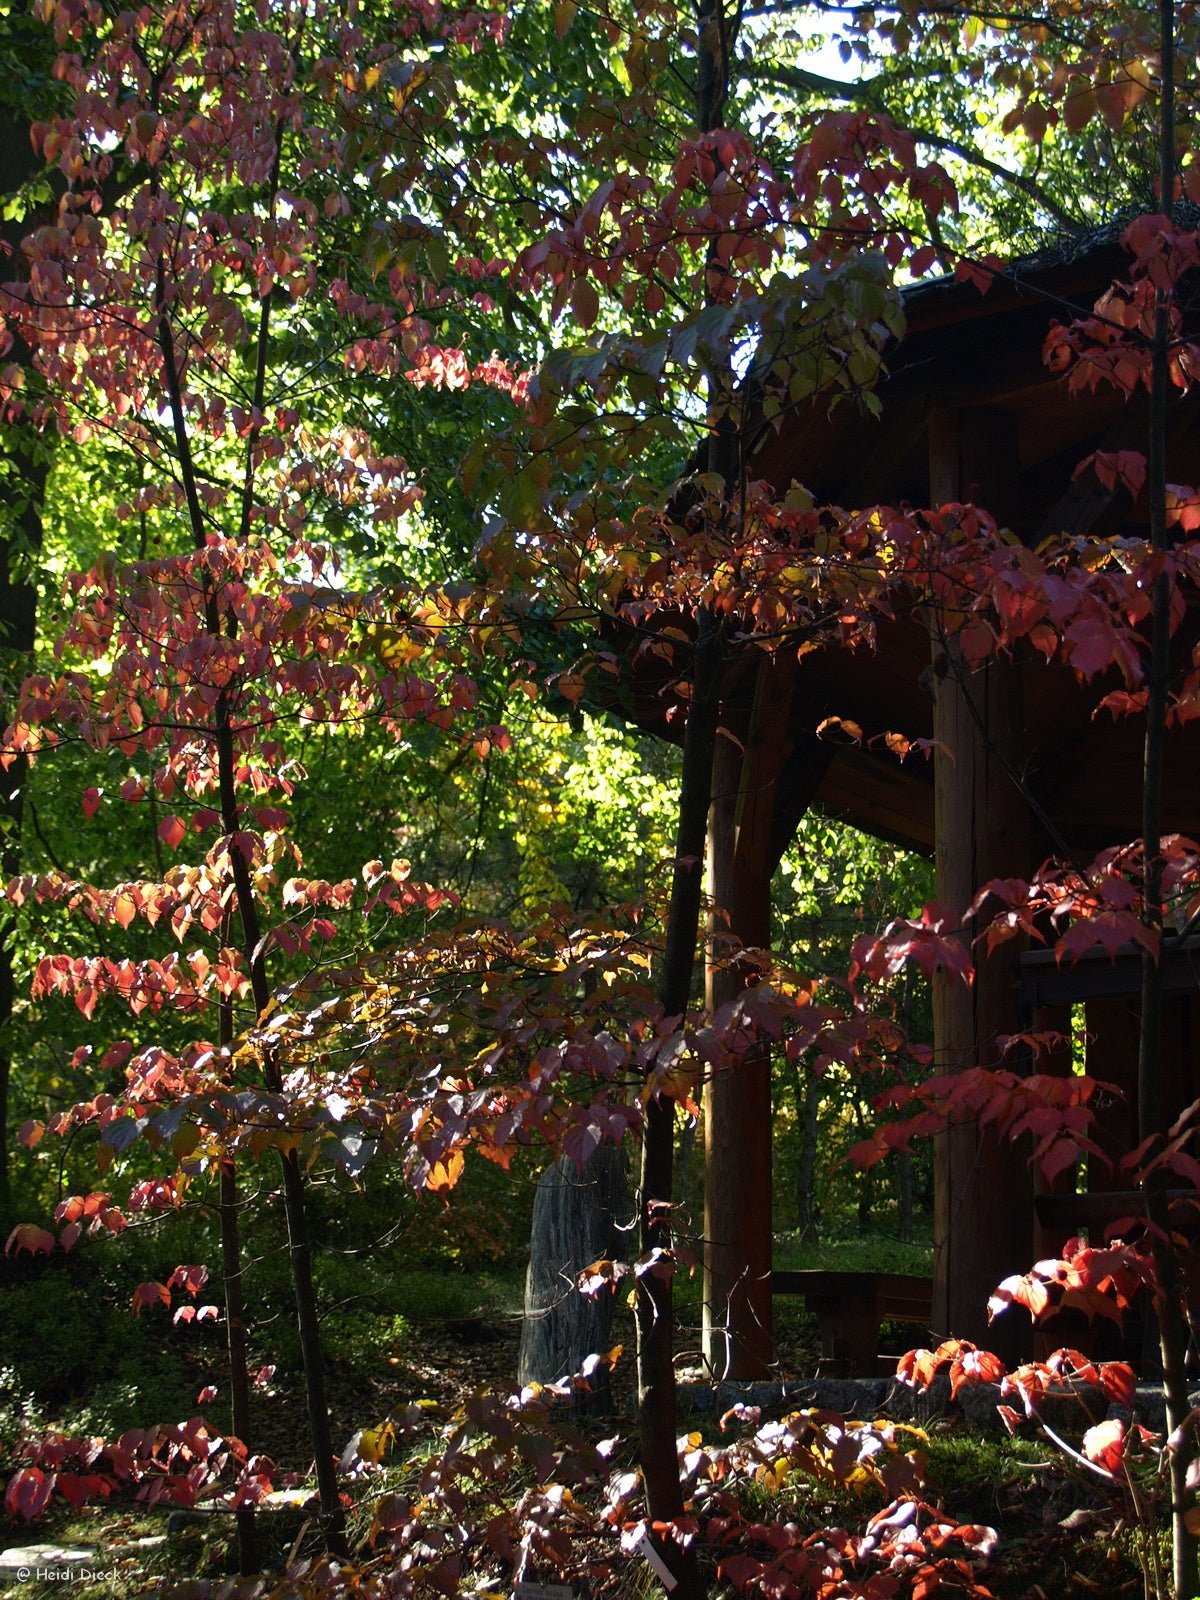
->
xmin=741 ymin=58 xmax=1079 ymax=231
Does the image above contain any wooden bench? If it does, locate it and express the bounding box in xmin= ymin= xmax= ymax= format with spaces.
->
xmin=772 ymin=1270 xmax=934 ymax=1374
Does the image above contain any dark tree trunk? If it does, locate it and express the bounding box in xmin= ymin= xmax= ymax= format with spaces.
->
xmin=519 ymin=1146 xmax=629 ymax=1413
xmin=0 ymin=98 xmax=52 ymax=1225
xmin=218 ymin=977 xmax=257 ymax=1575
xmin=220 ymin=1159 xmax=258 ymax=1573
xmin=636 ymin=603 xmax=719 ymax=1600
xmin=155 ymin=216 xmax=344 ymax=1555
xmin=0 ymin=426 xmax=45 ymax=1227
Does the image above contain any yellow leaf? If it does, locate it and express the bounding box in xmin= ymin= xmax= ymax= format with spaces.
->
xmin=391 ymin=62 xmax=431 ymax=113
xmin=358 ymin=1421 xmax=396 ymax=1464
xmin=425 ymin=1148 xmax=464 ymax=1193
xmin=365 ymin=622 xmax=424 ymax=669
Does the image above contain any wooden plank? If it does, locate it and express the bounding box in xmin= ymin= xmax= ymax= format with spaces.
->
xmin=814 ymin=751 xmax=934 ymax=853
xmin=1033 ymin=1190 xmax=1199 ymax=1228
xmin=771 ymin=1270 xmax=932 ymax=1305
xmin=1019 ymin=937 xmax=1200 ymax=1007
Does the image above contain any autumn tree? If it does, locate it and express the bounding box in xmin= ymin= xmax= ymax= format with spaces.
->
xmin=0 ymin=0 xmax=525 ymax=1561
xmin=8 ymin=1 xmax=1200 ymax=1598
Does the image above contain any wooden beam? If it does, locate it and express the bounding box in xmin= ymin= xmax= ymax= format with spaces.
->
xmin=928 ymin=406 xmax=1034 ymax=1362
xmin=1020 ymin=937 xmax=1200 ymax=1006
xmin=704 ymin=650 xmax=807 ymax=1378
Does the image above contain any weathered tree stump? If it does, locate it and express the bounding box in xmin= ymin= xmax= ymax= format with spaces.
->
xmin=518 ymin=1145 xmax=628 ymax=1414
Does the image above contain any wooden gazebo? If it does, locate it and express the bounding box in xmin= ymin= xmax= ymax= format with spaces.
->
xmin=640 ymin=238 xmax=1200 ymax=1376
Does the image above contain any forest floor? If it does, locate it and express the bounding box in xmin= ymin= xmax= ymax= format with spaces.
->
xmin=0 ymin=1289 xmax=1160 ymax=1600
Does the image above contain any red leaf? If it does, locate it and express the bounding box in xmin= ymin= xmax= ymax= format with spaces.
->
xmin=132 ymin=1280 xmax=171 ymax=1313
xmin=1038 ymin=1137 xmax=1080 ymax=1187
xmin=55 ymin=1472 xmax=92 ymax=1510
xmin=570 ymin=278 xmax=599 ymax=330
xmin=6 ymin=1467 xmax=54 ymax=1522
xmin=950 ymin=1344 xmax=1006 ymax=1396
xmin=167 ymin=1263 xmax=209 ymax=1297
xmin=1082 ymin=1417 xmax=1127 ymax=1474
xmin=1166 ymin=486 xmax=1200 ymax=531
xmin=82 ymin=787 xmax=103 ymax=818
xmin=578 ymin=1257 xmax=630 ymax=1298
xmin=1074 ymin=449 xmax=1147 ymax=499
xmin=989 ymin=1272 xmax=1050 ymax=1322
xmin=1099 ymin=1362 xmax=1137 ymax=1407
xmin=158 ymin=815 xmax=187 ymax=851
xmin=816 ymin=715 xmax=863 ymax=744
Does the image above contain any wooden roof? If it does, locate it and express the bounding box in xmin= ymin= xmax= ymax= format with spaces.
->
xmin=747 ymin=243 xmax=1200 ymax=856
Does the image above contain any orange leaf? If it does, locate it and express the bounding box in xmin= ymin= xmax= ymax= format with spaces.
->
xmin=425 ymin=1148 xmax=464 ymax=1194
xmin=5 ymin=1223 xmax=55 ymax=1257
xmin=158 ymin=814 xmax=186 ymax=850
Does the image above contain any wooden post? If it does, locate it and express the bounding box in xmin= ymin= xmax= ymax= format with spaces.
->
xmin=1030 ymin=1003 xmax=1076 ymax=1263
xmin=929 ymin=408 xmax=1033 ymax=1359
xmin=704 ymin=732 xmax=773 ymax=1378
xmin=703 ymin=651 xmax=814 ymax=1378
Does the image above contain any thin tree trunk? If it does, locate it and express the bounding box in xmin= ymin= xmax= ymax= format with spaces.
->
xmin=218 ymin=974 xmax=257 ymax=1574
xmin=156 ymin=255 xmax=345 ymax=1554
xmin=0 ymin=96 xmax=50 ymax=1216
xmin=214 ymin=694 xmax=345 ymax=1556
xmin=634 ymin=5 xmax=737 ymax=1583
xmin=895 ymin=1153 xmax=913 ymax=1244
xmin=0 ymin=427 xmax=45 ymax=1228
xmin=637 ymin=605 xmax=721 ymax=1600
xmin=792 ymin=1062 xmax=819 ymax=1242
xmin=219 ymin=1159 xmax=258 ymax=1572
